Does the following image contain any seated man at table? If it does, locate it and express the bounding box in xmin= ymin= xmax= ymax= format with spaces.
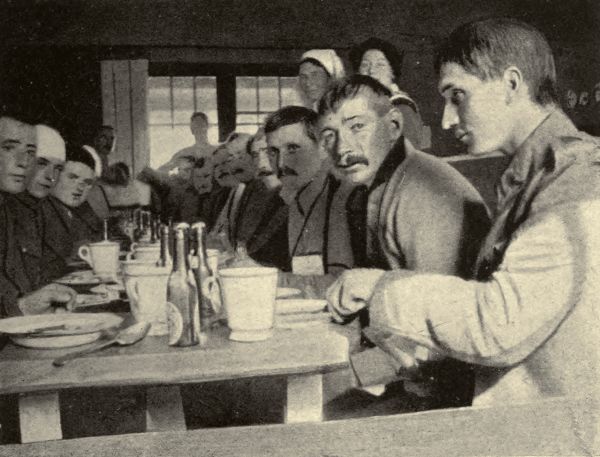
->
xmin=0 ymin=114 xmax=76 ymax=318
xmin=265 ymin=106 xmax=355 ymax=282
xmin=40 ymin=144 xmax=104 ymax=283
xmin=168 ymin=156 xmax=214 ymax=224
xmin=230 ymin=129 xmax=289 ymax=270
xmin=317 ymin=75 xmax=490 ymax=416
xmin=327 ymin=18 xmax=600 ymax=408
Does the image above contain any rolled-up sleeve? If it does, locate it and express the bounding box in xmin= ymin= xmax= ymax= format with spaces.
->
xmin=369 ymin=206 xmax=588 ymax=367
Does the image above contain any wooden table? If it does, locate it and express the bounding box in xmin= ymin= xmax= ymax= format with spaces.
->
xmin=0 ymin=395 xmax=595 ymax=456
xmin=0 ymin=323 xmax=349 ymax=443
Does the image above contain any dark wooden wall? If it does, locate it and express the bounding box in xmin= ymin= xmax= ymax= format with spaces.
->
xmin=0 ymin=0 xmax=598 ymax=152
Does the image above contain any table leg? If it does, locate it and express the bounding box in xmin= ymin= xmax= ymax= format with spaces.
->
xmin=285 ymin=373 xmax=323 ymax=423
xmin=18 ymin=392 xmax=62 ymax=443
xmin=145 ymin=386 xmax=186 ymax=432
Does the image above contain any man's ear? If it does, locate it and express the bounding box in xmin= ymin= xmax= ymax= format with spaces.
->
xmin=503 ymin=66 xmax=523 ymax=103
xmin=387 ymin=107 xmax=404 ymax=141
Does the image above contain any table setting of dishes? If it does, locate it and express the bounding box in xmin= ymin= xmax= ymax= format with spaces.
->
xmin=0 ymin=221 xmax=332 ymax=361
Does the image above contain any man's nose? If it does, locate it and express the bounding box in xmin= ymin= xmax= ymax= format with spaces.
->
xmin=15 ymin=149 xmax=32 ymax=169
xmin=43 ymin=166 xmax=55 ymax=182
xmin=334 ymin=129 xmax=354 ymax=159
xmin=257 ymin=153 xmax=271 ymax=171
xmin=441 ymin=103 xmax=459 ymax=131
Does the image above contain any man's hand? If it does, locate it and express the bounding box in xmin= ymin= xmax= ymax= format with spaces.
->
xmin=326 ymin=269 xmax=386 ymax=323
xmin=18 ymin=284 xmax=77 ymax=315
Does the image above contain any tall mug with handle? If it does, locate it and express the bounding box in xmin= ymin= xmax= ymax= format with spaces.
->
xmin=78 ymin=241 xmax=120 ymax=277
xmin=123 ymin=261 xmax=170 ymax=336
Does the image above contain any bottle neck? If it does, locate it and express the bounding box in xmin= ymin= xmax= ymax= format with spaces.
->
xmin=173 ymin=233 xmax=188 ymax=272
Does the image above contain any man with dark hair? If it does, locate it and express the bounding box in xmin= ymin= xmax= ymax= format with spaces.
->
xmin=265 ymin=105 xmax=354 ymax=276
xmin=328 ymin=18 xmax=600 ymax=407
xmin=0 ymin=115 xmax=75 ymax=316
xmin=228 ymin=130 xmax=289 ymax=270
xmin=41 ymin=144 xmax=104 ymax=282
xmin=318 ymin=74 xmax=489 ymax=416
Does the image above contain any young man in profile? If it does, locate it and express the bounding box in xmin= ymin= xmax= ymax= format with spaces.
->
xmin=327 ymin=18 xmax=600 ymax=408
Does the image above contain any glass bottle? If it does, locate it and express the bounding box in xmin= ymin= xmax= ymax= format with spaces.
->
xmin=166 ymin=223 xmax=199 ymax=346
xmin=191 ymin=222 xmax=211 ymax=345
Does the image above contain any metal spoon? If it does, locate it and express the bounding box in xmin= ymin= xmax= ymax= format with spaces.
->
xmin=52 ymin=322 xmax=151 ymax=367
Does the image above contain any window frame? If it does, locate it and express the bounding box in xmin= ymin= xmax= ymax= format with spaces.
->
xmin=149 ymin=62 xmax=298 ymax=141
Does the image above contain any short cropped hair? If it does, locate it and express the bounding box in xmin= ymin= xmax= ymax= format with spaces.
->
xmin=190 ymin=112 xmax=208 ymax=124
xmin=318 ymin=75 xmax=392 ymax=116
xmin=435 ymin=18 xmax=558 ymax=106
xmin=264 ymin=106 xmax=318 ymax=142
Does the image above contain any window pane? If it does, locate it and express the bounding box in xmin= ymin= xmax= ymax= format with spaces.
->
xmin=195 ymin=77 xmax=218 ymax=124
xmin=236 ymin=124 xmax=260 ymax=136
xmin=236 ymin=77 xmax=257 ymax=112
xmin=172 ymin=77 xmax=194 ymax=124
xmin=258 ymin=77 xmax=279 ymax=112
xmin=236 ymin=113 xmax=259 ymax=125
xmin=149 ymin=125 xmax=189 ymax=168
xmin=147 ymin=77 xmax=172 ymax=124
xmin=207 ymin=126 xmax=220 ymax=146
xmin=280 ymin=77 xmax=303 ymax=107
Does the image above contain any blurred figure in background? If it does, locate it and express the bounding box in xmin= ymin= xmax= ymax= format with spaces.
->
xmin=92 ymin=125 xmax=115 ymax=175
xmin=158 ymin=112 xmax=215 ymax=174
xmin=168 ymin=156 xmax=215 ymax=225
xmin=298 ymin=49 xmax=346 ymax=109
xmin=350 ymin=37 xmax=425 ymax=149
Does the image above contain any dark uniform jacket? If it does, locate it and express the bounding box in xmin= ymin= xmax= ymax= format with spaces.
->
xmin=234 ymin=179 xmax=289 ymax=271
xmin=0 ymin=192 xmax=44 ymax=316
xmin=40 ymin=196 xmax=103 ymax=283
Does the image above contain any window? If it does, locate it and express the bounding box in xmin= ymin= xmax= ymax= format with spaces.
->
xmin=147 ymin=76 xmax=219 ymax=168
xmin=235 ymin=76 xmax=303 ymax=135
xmin=147 ymin=66 xmax=302 ymax=168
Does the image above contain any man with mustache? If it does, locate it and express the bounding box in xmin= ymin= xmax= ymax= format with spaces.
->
xmin=226 ymin=129 xmax=289 ymax=270
xmin=318 ymin=75 xmax=490 ymax=416
xmin=327 ymin=19 xmax=600 ymax=409
xmin=41 ymin=144 xmax=104 ymax=282
xmin=0 ymin=115 xmax=75 ymax=316
xmin=265 ymin=106 xmax=354 ymax=277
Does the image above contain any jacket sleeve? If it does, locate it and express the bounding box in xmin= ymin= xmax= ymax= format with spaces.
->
xmin=369 ymin=204 xmax=586 ymax=367
xmin=397 ymin=178 xmax=489 ymax=278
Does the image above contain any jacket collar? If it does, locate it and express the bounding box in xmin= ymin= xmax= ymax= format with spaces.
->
xmin=496 ymin=109 xmax=578 ymax=208
xmin=295 ymin=162 xmax=330 ymax=217
xmin=369 ymin=136 xmax=407 ymax=192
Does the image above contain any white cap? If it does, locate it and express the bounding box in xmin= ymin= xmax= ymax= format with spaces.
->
xmin=82 ymin=145 xmax=103 ymax=177
xmin=300 ymin=49 xmax=346 ymax=80
xmin=35 ymin=125 xmax=65 ymax=162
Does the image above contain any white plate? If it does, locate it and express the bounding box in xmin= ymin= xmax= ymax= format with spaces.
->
xmin=90 ymin=283 xmax=125 ymax=295
xmin=276 ymin=287 xmax=302 ymax=299
xmin=55 ymin=270 xmax=103 ymax=286
xmin=74 ymin=294 xmax=113 ymax=308
xmin=275 ymin=299 xmax=327 ymax=315
xmin=0 ymin=313 xmax=123 ymax=349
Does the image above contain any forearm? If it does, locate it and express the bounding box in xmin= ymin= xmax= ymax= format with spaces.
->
xmin=279 ymin=272 xmax=340 ymax=299
xmin=370 ymin=211 xmax=578 ymax=367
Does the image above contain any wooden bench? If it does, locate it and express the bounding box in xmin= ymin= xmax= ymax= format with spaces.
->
xmin=0 ymin=396 xmax=596 ymax=456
